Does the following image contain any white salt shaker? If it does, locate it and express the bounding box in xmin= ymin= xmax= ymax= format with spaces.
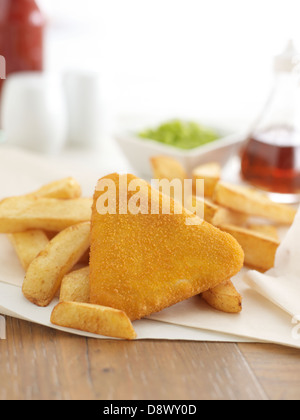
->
xmin=64 ymin=71 xmax=104 ymax=149
xmin=1 ymin=72 xmax=68 ymax=154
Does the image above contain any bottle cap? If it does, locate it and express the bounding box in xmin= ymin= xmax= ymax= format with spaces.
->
xmin=273 ymin=40 xmax=299 ymax=73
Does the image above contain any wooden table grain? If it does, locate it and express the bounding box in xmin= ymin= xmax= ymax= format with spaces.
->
xmin=1 ymin=316 xmax=300 ymax=400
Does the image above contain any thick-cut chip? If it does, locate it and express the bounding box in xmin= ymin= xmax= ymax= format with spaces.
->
xmin=90 ymin=173 xmax=244 ymax=321
xmin=60 ymin=266 xmax=90 ymax=303
xmin=150 ymin=156 xmax=187 ymax=181
xmin=26 ymin=177 xmax=82 ymax=199
xmin=7 ymin=230 xmax=49 ymax=270
xmin=22 ymin=222 xmax=91 ymax=307
xmin=219 ymin=224 xmax=280 ymax=272
xmin=202 ymin=280 xmax=242 ymax=314
xmin=150 ymin=156 xmax=188 ymax=204
xmin=0 ymin=197 xmax=92 ymax=233
xmin=188 ymin=196 xmax=248 ymax=227
xmin=247 ymin=224 xmax=279 ymax=241
xmin=213 ymin=182 xmax=296 ymax=225
xmin=192 ymin=162 xmax=221 ymax=197
xmin=50 ymin=301 xmax=137 ymax=340
xmin=6 ymin=178 xmax=85 ymax=265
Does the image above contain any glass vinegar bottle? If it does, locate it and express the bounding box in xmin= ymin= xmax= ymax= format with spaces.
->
xmin=241 ymin=41 xmax=300 ymax=203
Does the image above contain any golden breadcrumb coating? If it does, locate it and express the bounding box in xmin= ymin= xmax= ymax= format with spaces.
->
xmin=90 ymin=173 xmax=244 ymax=321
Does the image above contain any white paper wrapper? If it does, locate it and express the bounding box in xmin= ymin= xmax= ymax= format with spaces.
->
xmin=0 ymin=146 xmax=299 ymax=347
xmin=245 ymin=207 xmax=300 ymax=319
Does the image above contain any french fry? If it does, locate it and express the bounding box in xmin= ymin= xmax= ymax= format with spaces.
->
xmin=192 ymin=162 xmax=221 ymax=197
xmin=26 ymin=177 xmax=82 ymax=199
xmin=60 ymin=266 xmax=90 ymax=303
xmin=50 ymin=301 xmax=137 ymax=340
xmin=150 ymin=156 xmax=188 ymax=204
xmin=219 ymin=224 xmax=280 ymax=272
xmin=202 ymin=280 xmax=242 ymax=314
xmin=213 ymin=181 xmax=296 ymax=225
xmin=45 ymin=235 xmax=91 ymax=264
xmin=7 ymin=230 xmax=49 ymax=270
xmin=7 ymin=178 xmax=84 ymax=266
xmin=22 ymin=222 xmax=91 ymax=307
xmin=188 ymin=196 xmax=248 ymax=227
xmin=0 ymin=196 xmax=92 ymax=233
xmin=247 ymin=224 xmax=279 ymax=241
xmin=7 ymin=178 xmax=85 ymax=266
xmin=150 ymin=156 xmax=187 ymax=181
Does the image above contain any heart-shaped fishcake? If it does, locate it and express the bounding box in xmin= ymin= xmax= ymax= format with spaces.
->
xmin=90 ymin=174 xmax=244 ymax=320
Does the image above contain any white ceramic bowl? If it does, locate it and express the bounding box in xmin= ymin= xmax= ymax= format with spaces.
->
xmin=115 ymin=129 xmax=246 ymax=178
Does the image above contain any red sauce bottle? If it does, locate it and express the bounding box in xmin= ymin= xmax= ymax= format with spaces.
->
xmin=0 ymin=0 xmax=45 ymax=95
xmin=241 ymin=41 xmax=300 ymax=200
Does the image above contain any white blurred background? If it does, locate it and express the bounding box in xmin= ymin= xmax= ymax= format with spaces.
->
xmin=37 ymin=0 xmax=300 ymax=133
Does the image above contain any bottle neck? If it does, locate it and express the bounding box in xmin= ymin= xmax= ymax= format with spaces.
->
xmin=254 ymin=71 xmax=300 ymax=134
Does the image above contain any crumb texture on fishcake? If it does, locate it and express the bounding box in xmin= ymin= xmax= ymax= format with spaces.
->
xmin=90 ymin=174 xmax=244 ymax=321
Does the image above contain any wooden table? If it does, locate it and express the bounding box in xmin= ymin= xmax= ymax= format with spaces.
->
xmin=1 ymin=316 xmax=300 ymax=400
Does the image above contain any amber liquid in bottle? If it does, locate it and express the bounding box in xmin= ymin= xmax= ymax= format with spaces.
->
xmin=241 ymin=126 xmax=300 ymax=194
